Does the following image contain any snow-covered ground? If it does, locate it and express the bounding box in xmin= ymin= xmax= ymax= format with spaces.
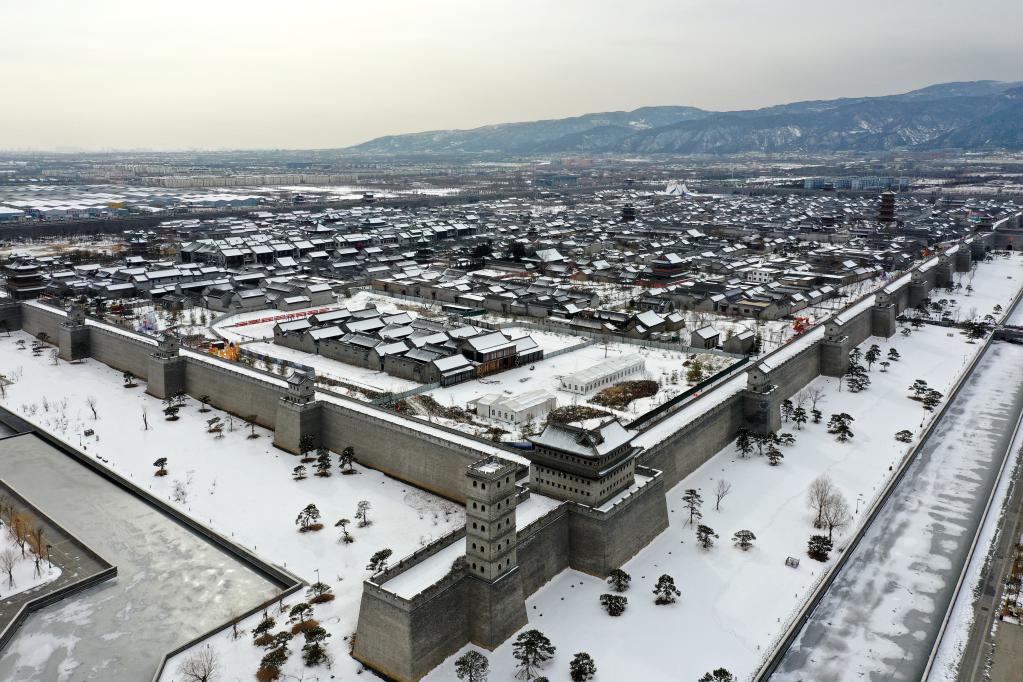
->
xmin=0 ymin=531 xmax=61 ymax=601
xmin=914 ymin=252 xmax=1023 ymax=323
xmin=424 ymin=323 xmax=994 ymax=682
xmin=0 ymin=333 xmax=462 ymax=682
xmin=776 ymin=340 xmax=1023 ymax=681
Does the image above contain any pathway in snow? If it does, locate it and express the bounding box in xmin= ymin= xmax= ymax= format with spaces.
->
xmin=773 ymin=341 xmax=1023 ymax=682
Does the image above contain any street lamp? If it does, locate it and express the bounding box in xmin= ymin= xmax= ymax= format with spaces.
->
xmin=855 ymin=493 xmax=864 ymax=514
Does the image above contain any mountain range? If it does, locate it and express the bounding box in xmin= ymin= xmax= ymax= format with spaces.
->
xmin=348 ymin=81 xmax=1023 ymax=156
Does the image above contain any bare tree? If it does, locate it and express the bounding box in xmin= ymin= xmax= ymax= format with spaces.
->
xmin=85 ymin=396 xmax=98 ymax=420
xmin=795 ymin=389 xmax=811 ymax=409
xmin=822 ymin=491 xmax=852 ymax=542
xmin=806 ymin=475 xmax=835 ymax=529
xmin=177 ymin=644 xmax=219 ymax=682
xmin=713 ymin=479 xmax=733 ymax=511
xmin=0 ymin=548 xmax=16 ymax=588
xmin=807 ymin=387 xmax=826 ymax=412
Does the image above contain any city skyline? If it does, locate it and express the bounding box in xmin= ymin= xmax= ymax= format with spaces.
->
xmin=3 ymin=0 xmax=1022 ymax=151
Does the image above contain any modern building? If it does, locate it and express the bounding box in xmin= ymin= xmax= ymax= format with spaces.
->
xmin=471 ymin=390 xmax=557 ymax=425
xmin=559 ymin=354 xmax=645 ymax=394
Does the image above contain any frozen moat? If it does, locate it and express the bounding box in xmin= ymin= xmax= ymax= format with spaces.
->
xmin=0 ymin=430 xmax=283 ymax=680
xmin=772 ymin=340 xmax=1023 ymax=681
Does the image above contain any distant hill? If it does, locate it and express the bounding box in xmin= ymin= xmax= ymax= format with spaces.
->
xmin=347 ymin=81 xmax=1023 ymax=156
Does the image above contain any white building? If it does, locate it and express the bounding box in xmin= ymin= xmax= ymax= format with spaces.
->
xmin=559 ymin=354 xmax=646 ymax=395
xmin=472 ymin=390 xmax=557 ymax=425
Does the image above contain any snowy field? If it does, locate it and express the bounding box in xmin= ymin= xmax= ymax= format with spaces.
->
xmin=915 ymin=252 xmax=1023 ymax=323
xmin=776 ymin=340 xmax=1023 ymax=681
xmin=0 ymin=333 xmax=462 ymax=682
xmin=425 ymin=324 xmax=993 ymax=682
xmin=0 ymin=530 xmax=61 ymax=601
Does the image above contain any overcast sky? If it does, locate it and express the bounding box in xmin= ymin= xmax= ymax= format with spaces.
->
xmin=2 ymin=0 xmax=1020 ymax=151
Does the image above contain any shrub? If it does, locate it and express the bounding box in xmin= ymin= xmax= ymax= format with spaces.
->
xmin=309 ymin=593 xmax=335 ymax=605
xmin=590 ymin=380 xmax=658 ymax=410
xmin=547 ymin=405 xmax=611 ymax=424
xmin=255 ymin=666 xmax=280 ymax=682
xmin=291 ymin=619 xmax=320 ymax=634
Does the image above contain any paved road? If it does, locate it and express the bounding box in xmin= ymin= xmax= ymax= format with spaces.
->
xmin=0 ymin=432 xmax=281 ymax=681
xmin=772 ymin=341 xmax=1023 ymax=682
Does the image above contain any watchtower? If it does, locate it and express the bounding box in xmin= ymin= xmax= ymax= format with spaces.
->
xmin=273 ymin=368 xmax=322 ymax=454
xmin=465 ymin=457 xmax=518 ymax=581
xmin=147 ymin=333 xmax=186 ymax=399
xmin=58 ymin=301 xmax=90 ymax=362
xmin=464 ymin=456 xmax=527 ymax=649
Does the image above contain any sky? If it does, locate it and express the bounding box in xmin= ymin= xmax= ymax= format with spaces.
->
xmin=2 ymin=0 xmax=1021 ymax=151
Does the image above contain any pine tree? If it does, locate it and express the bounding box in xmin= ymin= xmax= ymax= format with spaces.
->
xmin=455 ymin=650 xmax=489 ymax=682
xmin=781 ymin=399 xmax=794 ymax=422
xmin=732 ymin=530 xmax=756 ymax=551
xmin=295 ymin=503 xmax=321 ymax=531
xmin=699 ymin=669 xmax=736 ymax=682
xmin=606 ymin=568 xmax=631 ymax=592
xmin=682 ymin=489 xmax=703 ymax=527
xmin=922 ymin=389 xmax=943 ymax=412
xmin=512 ymin=630 xmax=556 ymax=680
xmin=292 ymin=465 xmax=307 ymax=481
xmin=696 ymin=524 xmax=718 ymax=549
xmin=811 ymin=408 xmax=822 ymax=424
xmin=355 ymin=500 xmax=372 ymax=527
xmin=766 ymin=443 xmax=784 ymax=466
xmin=314 ymin=449 xmax=332 ymax=477
xmin=864 ymin=344 xmax=881 ymax=370
xmin=366 ymin=548 xmax=393 ymax=572
xmin=910 ymin=379 xmax=929 ymax=399
xmin=775 ymin=432 xmax=795 ymax=447
xmin=887 ymin=348 xmax=900 ymax=362
xmin=827 ymin=413 xmax=855 ymax=442
xmin=894 ymin=429 xmax=913 ymax=443
xmin=569 ymin=652 xmax=597 ymax=682
xmin=735 ymin=428 xmax=754 ymax=458
xmin=599 ymin=593 xmax=627 ymax=616
xmin=653 ymin=574 xmax=681 ymax=605
xmin=808 ymin=534 xmax=833 ymax=562
xmin=301 ymin=625 xmax=330 ymax=667
xmin=339 ymin=446 xmax=356 ymax=474
xmin=791 ymin=407 xmax=808 ymax=430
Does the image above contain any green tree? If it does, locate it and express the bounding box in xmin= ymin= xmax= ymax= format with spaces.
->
xmin=599 ymin=593 xmax=627 ymax=616
xmin=606 ymin=568 xmax=631 ymax=592
xmin=732 ymin=530 xmax=756 ymax=551
xmin=512 ymin=630 xmax=556 ymax=680
xmin=569 ymin=652 xmax=597 ymax=682
xmin=808 ymin=534 xmax=833 ymax=562
xmin=653 ymin=574 xmax=681 ymax=605
xmin=682 ymin=489 xmax=703 ymax=526
xmin=455 ymin=650 xmax=490 ymax=682
xmin=696 ymin=524 xmax=718 ymax=549
xmin=699 ymin=669 xmax=736 ymax=682
xmin=735 ymin=428 xmax=754 ymax=457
